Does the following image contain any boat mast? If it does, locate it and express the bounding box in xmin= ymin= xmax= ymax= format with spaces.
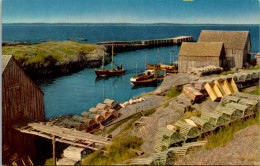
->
xmin=111 ymin=44 xmax=114 ymax=71
xmin=102 ymin=50 xmax=105 ymax=70
xmin=157 ymin=48 xmax=159 ymax=64
xmin=170 ymin=52 xmax=171 ymax=65
xmin=145 ymin=52 xmax=147 ymax=70
xmin=136 ymin=63 xmax=138 ymax=75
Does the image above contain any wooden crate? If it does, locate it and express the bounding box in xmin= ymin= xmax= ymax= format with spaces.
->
xmin=182 ymin=86 xmax=203 ymax=101
xmin=205 ymin=82 xmax=223 ymax=101
xmin=63 ymin=146 xmax=86 ymax=161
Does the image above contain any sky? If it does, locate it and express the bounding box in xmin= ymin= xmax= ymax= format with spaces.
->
xmin=2 ymin=0 xmax=260 ymax=24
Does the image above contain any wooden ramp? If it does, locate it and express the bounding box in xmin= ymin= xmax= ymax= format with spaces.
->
xmin=13 ymin=123 xmax=111 ymax=151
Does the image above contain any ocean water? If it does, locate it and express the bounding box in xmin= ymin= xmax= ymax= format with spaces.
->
xmin=2 ymin=24 xmax=259 ymax=119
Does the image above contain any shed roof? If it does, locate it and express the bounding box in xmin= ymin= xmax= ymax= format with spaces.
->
xmin=2 ymin=55 xmax=12 ymax=73
xmin=179 ymin=42 xmax=224 ymax=57
xmin=198 ymin=30 xmax=250 ymax=50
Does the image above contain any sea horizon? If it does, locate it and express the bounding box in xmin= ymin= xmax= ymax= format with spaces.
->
xmin=2 ymin=22 xmax=260 ymax=26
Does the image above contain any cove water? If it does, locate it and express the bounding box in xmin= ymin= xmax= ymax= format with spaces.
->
xmin=3 ymin=24 xmax=259 ymax=119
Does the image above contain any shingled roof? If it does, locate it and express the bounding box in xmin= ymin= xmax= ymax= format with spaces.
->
xmin=2 ymin=55 xmax=12 ymax=73
xmin=198 ymin=30 xmax=250 ymax=50
xmin=179 ymin=42 xmax=224 ymax=57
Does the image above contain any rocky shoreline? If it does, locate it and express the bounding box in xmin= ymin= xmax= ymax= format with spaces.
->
xmin=2 ymin=41 xmax=112 ymax=79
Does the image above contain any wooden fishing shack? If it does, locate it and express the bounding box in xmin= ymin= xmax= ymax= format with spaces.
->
xmin=178 ymin=42 xmax=226 ymax=73
xmin=2 ymin=55 xmax=45 ymax=163
xmin=198 ymin=30 xmax=251 ymax=68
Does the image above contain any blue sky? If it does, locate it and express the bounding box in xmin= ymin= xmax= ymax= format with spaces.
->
xmin=2 ymin=0 xmax=259 ymax=24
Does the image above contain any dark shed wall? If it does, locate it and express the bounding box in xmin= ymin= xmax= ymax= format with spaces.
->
xmin=2 ymin=56 xmax=45 ymax=161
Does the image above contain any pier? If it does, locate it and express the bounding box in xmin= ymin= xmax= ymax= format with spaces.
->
xmin=13 ymin=123 xmax=111 ymax=151
xmin=96 ymin=36 xmax=193 ymax=52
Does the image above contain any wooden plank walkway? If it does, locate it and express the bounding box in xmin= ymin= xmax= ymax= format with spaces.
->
xmin=13 ymin=123 xmax=111 ymax=150
xmin=96 ymin=36 xmax=193 ymax=52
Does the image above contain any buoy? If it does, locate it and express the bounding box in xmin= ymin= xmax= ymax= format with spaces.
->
xmin=184 ymin=119 xmax=197 ymax=127
xmin=129 ymin=99 xmax=133 ymax=105
xmin=166 ymin=125 xmax=177 ymax=131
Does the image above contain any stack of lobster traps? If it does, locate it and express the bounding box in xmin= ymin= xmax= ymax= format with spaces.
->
xmin=153 ymin=92 xmax=259 ymax=164
xmin=48 ymin=99 xmax=121 ymax=132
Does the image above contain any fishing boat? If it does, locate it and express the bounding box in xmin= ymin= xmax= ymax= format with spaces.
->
xmin=147 ymin=63 xmax=178 ymax=73
xmin=147 ymin=49 xmax=178 ymax=73
xmin=131 ymin=77 xmax=157 ymax=85
xmin=130 ymin=70 xmax=157 ymax=85
xmin=95 ymin=45 xmax=125 ymax=76
xmin=130 ymin=54 xmax=158 ymax=85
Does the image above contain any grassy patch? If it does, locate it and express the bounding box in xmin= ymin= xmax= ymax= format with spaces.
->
xmin=2 ymin=41 xmax=95 ymax=66
xmin=249 ymin=86 xmax=259 ymax=95
xmin=136 ymin=92 xmax=151 ymax=99
xmin=201 ymin=110 xmax=259 ymax=149
xmin=107 ymin=108 xmax=156 ymax=135
xmin=81 ymin=136 xmax=143 ymax=165
xmin=84 ymin=108 xmax=156 ymax=165
xmin=120 ymin=108 xmax=156 ymax=135
xmin=44 ymin=158 xmax=54 ymax=165
xmin=165 ymin=86 xmax=183 ymax=100
xmin=179 ymin=111 xmax=202 ymax=122
xmin=247 ymin=65 xmax=259 ymax=70
xmin=219 ymin=70 xmax=238 ymax=76
xmin=163 ymin=102 xmax=169 ymax=108
xmin=107 ymin=118 xmax=131 ymax=134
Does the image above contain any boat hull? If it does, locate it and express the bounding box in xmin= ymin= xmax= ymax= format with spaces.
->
xmin=131 ymin=77 xmax=157 ymax=85
xmin=95 ymin=69 xmax=126 ymax=76
xmin=147 ymin=64 xmax=178 ymax=73
xmin=130 ymin=73 xmax=154 ymax=82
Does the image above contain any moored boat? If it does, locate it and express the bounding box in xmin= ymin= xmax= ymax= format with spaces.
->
xmin=130 ymin=70 xmax=157 ymax=85
xmin=131 ymin=77 xmax=157 ymax=85
xmin=95 ymin=45 xmax=125 ymax=77
xmin=147 ymin=63 xmax=178 ymax=73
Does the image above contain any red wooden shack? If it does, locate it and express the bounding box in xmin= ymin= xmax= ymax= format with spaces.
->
xmin=2 ymin=55 xmax=45 ymax=164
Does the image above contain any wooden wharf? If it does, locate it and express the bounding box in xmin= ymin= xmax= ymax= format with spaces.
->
xmin=13 ymin=123 xmax=111 ymax=151
xmin=96 ymin=36 xmax=193 ymax=52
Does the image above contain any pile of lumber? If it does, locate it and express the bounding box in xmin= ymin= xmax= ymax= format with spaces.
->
xmin=182 ymin=85 xmax=203 ymax=102
xmin=57 ymin=146 xmax=89 ymax=165
xmin=188 ymin=65 xmax=223 ymax=76
xmin=50 ymin=99 xmax=121 ymax=132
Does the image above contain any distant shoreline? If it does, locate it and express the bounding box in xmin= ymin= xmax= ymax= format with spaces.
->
xmin=2 ymin=23 xmax=259 ymax=26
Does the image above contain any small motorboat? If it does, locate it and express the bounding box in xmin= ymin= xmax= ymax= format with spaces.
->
xmin=130 ymin=70 xmax=157 ymax=85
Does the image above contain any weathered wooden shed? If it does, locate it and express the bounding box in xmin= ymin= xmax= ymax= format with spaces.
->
xmin=178 ymin=42 xmax=226 ymax=73
xmin=198 ymin=30 xmax=251 ymax=68
xmin=2 ymin=55 xmax=45 ymax=163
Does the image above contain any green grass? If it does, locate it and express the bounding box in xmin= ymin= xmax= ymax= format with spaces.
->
xmin=247 ymin=65 xmax=259 ymax=70
xmin=85 ymin=108 xmax=156 ymax=165
xmin=44 ymin=158 xmax=54 ymax=165
xmin=249 ymin=86 xmax=259 ymax=95
xmin=107 ymin=108 xmax=156 ymax=135
xmin=219 ymin=70 xmax=238 ymax=76
xmin=163 ymin=102 xmax=169 ymax=108
xmin=165 ymin=86 xmax=183 ymax=100
xmin=136 ymin=92 xmax=151 ymax=99
xmin=81 ymin=136 xmax=143 ymax=165
xmin=2 ymin=41 xmax=95 ymax=66
xmin=200 ymin=110 xmax=259 ymax=149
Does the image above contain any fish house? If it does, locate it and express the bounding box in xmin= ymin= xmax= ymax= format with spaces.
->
xmin=198 ymin=30 xmax=251 ymax=68
xmin=2 ymin=55 xmax=45 ymax=163
xmin=178 ymin=42 xmax=226 ymax=73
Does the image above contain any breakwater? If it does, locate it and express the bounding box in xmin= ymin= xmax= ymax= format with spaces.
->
xmin=96 ymin=36 xmax=193 ymax=53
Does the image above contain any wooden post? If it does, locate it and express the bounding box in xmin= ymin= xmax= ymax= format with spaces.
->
xmin=52 ymin=135 xmax=56 ymax=166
